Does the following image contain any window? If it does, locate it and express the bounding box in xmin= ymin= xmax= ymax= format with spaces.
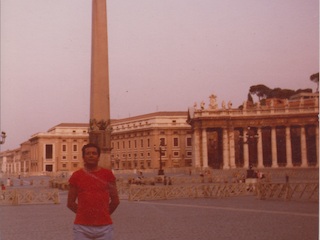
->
xmin=45 ymin=144 xmax=53 ymax=159
xmin=128 ymin=140 xmax=131 ymax=149
xmin=134 ymin=140 xmax=137 ymax=149
xmin=187 ymin=137 xmax=192 ymax=147
xmin=62 ymin=144 xmax=67 ymax=152
xmin=147 ymin=139 xmax=150 ymax=148
xmin=160 ymin=138 xmax=166 ymax=146
xmin=140 ymin=139 xmax=144 ymax=148
xmin=73 ymin=144 xmax=78 ymax=152
xmin=173 ymin=151 xmax=179 ymax=157
xmin=45 ymin=164 xmax=53 ymax=171
xmin=173 ymin=137 xmax=179 ymax=147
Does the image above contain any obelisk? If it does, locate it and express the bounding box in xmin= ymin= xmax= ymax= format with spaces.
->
xmin=89 ymin=0 xmax=112 ymax=169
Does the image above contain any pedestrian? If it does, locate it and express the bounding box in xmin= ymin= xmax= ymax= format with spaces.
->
xmin=1 ymin=183 xmax=5 ymax=200
xmin=6 ymin=178 xmax=10 ymax=187
xmin=163 ymin=176 xmax=167 ymax=185
xmin=67 ymin=143 xmax=120 ymax=240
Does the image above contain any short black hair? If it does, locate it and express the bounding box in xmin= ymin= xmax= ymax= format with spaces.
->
xmin=82 ymin=143 xmax=101 ymax=157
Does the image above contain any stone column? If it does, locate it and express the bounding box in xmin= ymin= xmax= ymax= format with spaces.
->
xmin=202 ymin=129 xmax=208 ymax=168
xmin=271 ymin=127 xmax=278 ymax=168
xmin=89 ymin=0 xmax=112 ymax=169
xmin=300 ymin=126 xmax=308 ymax=167
xmin=257 ymin=127 xmax=264 ymax=168
xmin=228 ymin=128 xmax=236 ymax=168
xmin=243 ymin=128 xmax=249 ymax=169
xmin=192 ymin=128 xmax=201 ymax=168
xmin=285 ymin=126 xmax=293 ymax=168
xmin=316 ymin=125 xmax=319 ymax=167
xmin=222 ymin=128 xmax=229 ymax=169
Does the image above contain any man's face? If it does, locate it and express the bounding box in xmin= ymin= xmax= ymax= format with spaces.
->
xmin=83 ymin=147 xmax=100 ymax=166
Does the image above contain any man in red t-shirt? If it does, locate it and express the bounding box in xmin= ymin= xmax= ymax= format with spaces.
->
xmin=67 ymin=143 xmax=120 ymax=240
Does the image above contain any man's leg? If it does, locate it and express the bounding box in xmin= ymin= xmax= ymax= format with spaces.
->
xmin=73 ymin=224 xmax=94 ymax=240
xmin=95 ymin=225 xmax=114 ymax=240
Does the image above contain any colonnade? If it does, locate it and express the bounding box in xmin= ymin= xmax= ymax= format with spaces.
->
xmin=193 ymin=124 xmax=319 ymax=169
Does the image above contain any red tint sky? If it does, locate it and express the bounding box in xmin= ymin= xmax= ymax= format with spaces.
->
xmin=0 ymin=0 xmax=318 ymax=149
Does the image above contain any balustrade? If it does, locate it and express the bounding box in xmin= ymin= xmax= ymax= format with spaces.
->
xmin=0 ymin=189 xmax=60 ymax=205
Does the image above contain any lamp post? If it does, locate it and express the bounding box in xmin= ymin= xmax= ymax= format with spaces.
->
xmin=154 ymin=144 xmax=166 ymax=175
xmin=0 ymin=132 xmax=6 ymax=144
xmin=239 ymin=127 xmax=259 ymax=168
xmin=115 ymin=157 xmax=120 ymax=170
xmin=123 ymin=154 xmax=127 ymax=169
xmin=134 ymin=154 xmax=138 ymax=169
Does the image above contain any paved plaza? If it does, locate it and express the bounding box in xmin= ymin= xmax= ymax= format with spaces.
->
xmin=0 ymin=187 xmax=318 ymax=240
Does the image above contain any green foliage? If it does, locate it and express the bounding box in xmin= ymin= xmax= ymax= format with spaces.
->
xmin=249 ymin=84 xmax=270 ymax=100
xmin=310 ymin=72 xmax=319 ymax=92
xmin=249 ymin=85 xmax=312 ymax=101
xmin=310 ymin=72 xmax=319 ymax=83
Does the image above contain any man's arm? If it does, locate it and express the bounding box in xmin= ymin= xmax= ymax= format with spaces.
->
xmin=67 ymin=184 xmax=78 ymax=213
xmin=109 ymin=181 xmax=120 ymax=215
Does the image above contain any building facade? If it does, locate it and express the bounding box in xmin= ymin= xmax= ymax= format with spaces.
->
xmin=187 ymin=94 xmax=319 ymax=169
xmin=110 ymin=112 xmax=192 ymax=170
xmin=0 ymin=112 xmax=192 ymax=174
xmin=0 ymin=95 xmax=318 ymax=175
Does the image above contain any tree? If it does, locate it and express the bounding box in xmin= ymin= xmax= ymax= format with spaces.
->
xmin=249 ymin=84 xmax=312 ymax=105
xmin=247 ymin=93 xmax=253 ymax=103
xmin=249 ymin=84 xmax=270 ymax=101
xmin=310 ymin=72 xmax=319 ymax=92
xmin=269 ymin=88 xmax=295 ymax=99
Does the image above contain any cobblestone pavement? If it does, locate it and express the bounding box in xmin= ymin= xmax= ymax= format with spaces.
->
xmin=0 ymin=189 xmax=318 ymax=240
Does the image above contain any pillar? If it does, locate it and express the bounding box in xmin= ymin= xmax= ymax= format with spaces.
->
xmin=192 ymin=128 xmax=201 ymax=168
xmin=202 ymin=129 xmax=208 ymax=168
xmin=300 ymin=126 xmax=308 ymax=167
xmin=222 ymin=128 xmax=229 ymax=169
xmin=228 ymin=128 xmax=236 ymax=168
xmin=316 ymin=125 xmax=319 ymax=167
xmin=271 ymin=127 xmax=278 ymax=168
xmin=89 ymin=0 xmax=112 ymax=169
xmin=243 ymin=128 xmax=249 ymax=169
xmin=257 ymin=127 xmax=264 ymax=168
xmin=285 ymin=126 xmax=293 ymax=168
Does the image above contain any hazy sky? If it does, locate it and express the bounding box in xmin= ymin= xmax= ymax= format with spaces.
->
xmin=0 ymin=0 xmax=319 ymax=150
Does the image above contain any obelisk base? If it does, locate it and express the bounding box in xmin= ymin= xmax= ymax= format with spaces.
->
xmin=89 ymin=130 xmax=112 ymax=169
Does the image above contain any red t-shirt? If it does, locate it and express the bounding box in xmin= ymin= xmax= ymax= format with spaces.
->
xmin=69 ymin=168 xmax=116 ymax=226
